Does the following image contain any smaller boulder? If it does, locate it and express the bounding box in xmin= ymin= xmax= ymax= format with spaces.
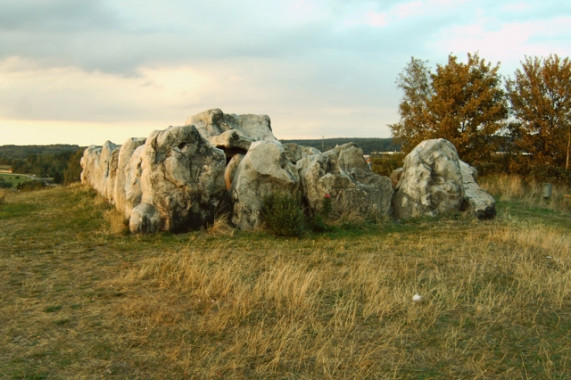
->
xmin=460 ymin=161 xmax=496 ymax=219
xmin=297 ymin=143 xmax=393 ymax=221
xmin=208 ymin=130 xmax=254 ymax=156
xmin=129 ymin=203 xmax=161 ymax=233
xmin=282 ymin=143 xmax=321 ymax=164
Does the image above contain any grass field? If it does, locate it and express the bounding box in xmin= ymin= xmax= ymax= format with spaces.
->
xmin=0 ymin=173 xmax=36 ymax=188
xmin=0 ymin=181 xmax=569 ymax=379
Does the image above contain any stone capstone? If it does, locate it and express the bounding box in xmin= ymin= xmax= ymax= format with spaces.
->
xmin=187 ymin=108 xmax=276 ymax=159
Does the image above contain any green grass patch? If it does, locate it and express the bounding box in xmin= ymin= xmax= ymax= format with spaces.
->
xmin=0 ymin=173 xmax=36 ymax=188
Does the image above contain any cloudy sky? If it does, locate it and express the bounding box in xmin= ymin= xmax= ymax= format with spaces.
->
xmin=1 ymin=0 xmax=570 ymax=145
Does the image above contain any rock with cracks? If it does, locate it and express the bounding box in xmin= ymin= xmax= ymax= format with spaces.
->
xmin=81 ymin=109 xmax=495 ymax=235
xmin=297 ymin=143 xmax=393 ymax=221
xmin=392 ymin=138 xmax=495 ymax=220
xmin=459 ymin=161 xmax=496 ymax=219
xmin=136 ymin=125 xmax=228 ymax=233
xmin=230 ymin=140 xmax=300 ymax=231
xmin=186 ymin=108 xmax=277 ymax=159
xmin=113 ymin=137 xmax=146 ymax=221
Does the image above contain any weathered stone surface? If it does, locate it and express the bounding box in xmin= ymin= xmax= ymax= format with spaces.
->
xmin=297 ymin=143 xmax=393 ymax=220
xmin=231 ymin=140 xmax=299 ymax=231
xmin=460 ymin=161 xmax=496 ymax=219
xmin=80 ymin=141 xmax=120 ymax=199
xmin=138 ymin=125 xmax=228 ymax=232
xmin=208 ymin=130 xmax=255 ymax=157
xmin=283 ymin=143 xmax=320 ymax=164
xmin=123 ymin=145 xmax=145 ymax=222
xmin=129 ymin=203 xmax=161 ymax=233
xmin=114 ymin=137 xmax=146 ymax=220
xmin=390 ymin=168 xmax=403 ymax=188
xmin=81 ymin=108 xmax=497 ymax=234
xmin=187 ymin=108 xmax=276 ymax=144
xmin=80 ymin=145 xmax=101 ymax=188
xmin=104 ymin=144 xmax=120 ymax=202
xmin=392 ymin=138 xmax=496 ymax=220
xmin=392 ymin=139 xmax=465 ymax=220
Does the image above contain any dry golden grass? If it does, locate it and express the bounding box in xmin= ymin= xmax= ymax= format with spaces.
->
xmin=0 ymin=181 xmax=569 ymax=378
xmin=480 ymin=174 xmax=571 ymax=213
xmin=206 ymin=213 xmax=235 ymax=237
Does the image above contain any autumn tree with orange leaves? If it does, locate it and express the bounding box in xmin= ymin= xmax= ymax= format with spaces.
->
xmin=506 ymin=55 xmax=571 ymax=173
xmin=390 ymin=53 xmax=508 ymax=170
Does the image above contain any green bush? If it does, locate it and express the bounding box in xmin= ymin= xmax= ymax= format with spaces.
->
xmin=370 ymin=153 xmax=405 ymax=176
xmin=261 ymin=191 xmax=305 ymax=237
xmin=17 ymin=181 xmax=47 ymax=192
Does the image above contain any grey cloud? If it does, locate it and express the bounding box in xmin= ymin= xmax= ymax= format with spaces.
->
xmin=0 ymin=0 xmax=118 ymax=32
xmin=0 ymin=0 xmax=448 ymax=75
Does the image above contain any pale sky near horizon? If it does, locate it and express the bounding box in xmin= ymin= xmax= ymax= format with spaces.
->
xmin=1 ymin=0 xmax=570 ymax=146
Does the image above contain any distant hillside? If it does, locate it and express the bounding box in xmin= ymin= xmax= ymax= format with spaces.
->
xmin=0 ymin=144 xmax=82 ymax=163
xmin=281 ymin=138 xmax=399 ymax=155
xmin=0 ymin=144 xmax=84 ymax=183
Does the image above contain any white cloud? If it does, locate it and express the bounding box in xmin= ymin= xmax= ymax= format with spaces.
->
xmin=0 ymin=57 xmax=210 ymax=122
xmin=431 ymin=15 xmax=571 ymax=71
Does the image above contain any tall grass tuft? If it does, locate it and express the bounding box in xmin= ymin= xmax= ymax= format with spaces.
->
xmin=207 ymin=213 xmax=235 ymax=236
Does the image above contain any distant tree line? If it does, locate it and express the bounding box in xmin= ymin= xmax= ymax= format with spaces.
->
xmin=390 ymin=53 xmax=570 ymax=181
xmin=0 ymin=138 xmax=399 ymax=189
xmin=282 ymin=138 xmax=399 ymax=155
xmin=0 ymin=145 xmax=84 ymax=185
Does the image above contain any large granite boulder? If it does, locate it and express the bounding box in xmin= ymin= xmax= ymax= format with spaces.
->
xmin=392 ymin=139 xmax=464 ymax=219
xmin=230 ymin=140 xmax=300 ymax=231
xmin=297 ymin=143 xmax=393 ymax=221
xmin=134 ymin=125 xmax=229 ymax=233
xmin=392 ymin=138 xmax=495 ymax=220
